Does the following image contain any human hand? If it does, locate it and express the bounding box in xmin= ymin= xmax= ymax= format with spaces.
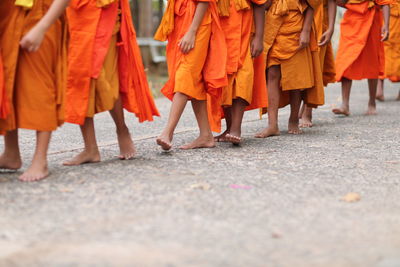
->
xmin=178 ymin=30 xmax=196 ymax=54
xmin=20 ymin=25 xmax=46 ymax=52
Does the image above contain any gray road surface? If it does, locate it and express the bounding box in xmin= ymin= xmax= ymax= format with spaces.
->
xmin=0 ymin=81 xmax=399 ymax=267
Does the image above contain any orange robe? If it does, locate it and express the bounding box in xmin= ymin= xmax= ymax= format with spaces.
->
xmin=264 ymin=0 xmax=324 ymax=108
xmin=66 ymin=0 xmax=159 ymax=125
xmin=335 ymin=0 xmax=392 ymax=81
xmin=0 ymin=52 xmax=9 ymax=120
xmin=207 ymin=0 xmax=267 ymax=131
xmin=154 ymin=0 xmax=228 ymax=132
xmin=382 ymin=0 xmax=400 ymax=82
xmin=0 ymin=0 xmax=67 ymax=133
xmin=314 ymin=0 xmax=336 ymax=85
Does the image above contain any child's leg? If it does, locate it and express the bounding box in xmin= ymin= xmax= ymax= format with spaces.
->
xmin=366 ymin=78 xmax=378 ymax=115
xmin=225 ymin=98 xmax=247 ymax=144
xmin=397 ymin=89 xmax=400 ymax=101
xmin=63 ymin=118 xmax=101 ymax=166
xmin=157 ymin=92 xmax=188 ymax=150
xmin=109 ymin=98 xmax=135 ymax=159
xmin=255 ymin=66 xmax=281 ymax=138
xmin=332 ymin=77 xmax=351 ymax=116
xmin=214 ymin=107 xmax=232 ymax=142
xmin=300 ymin=105 xmax=313 ymax=128
xmin=19 ymin=131 xmax=51 ymax=182
xmin=0 ymin=130 xmax=22 ymax=170
xmin=288 ymin=90 xmax=302 ymax=134
xmin=180 ymin=99 xmax=215 ymax=150
xmin=376 ymin=79 xmax=385 ymax=101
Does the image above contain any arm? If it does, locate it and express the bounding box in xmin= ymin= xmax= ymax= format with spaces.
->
xmin=381 ymin=4 xmax=390 ymax=41
xmin=251 ymin=2 xmax=266 ymax=58
xmin=336 ymin=0 xmax=348 ymax=8
xmin=298 ymin=5 xmax=314 ymax=50
xmin=20 ymin=0 xmax=71 ymax=52
xmin=319 ymin=0 xmax=337 ymax=46
xmin=179 ymin=1 xmax=209 ymax=54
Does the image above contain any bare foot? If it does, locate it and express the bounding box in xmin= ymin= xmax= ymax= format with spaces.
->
xmin=365 ymin=105 xmax=377 ymax=115
xmin=332 ymin=106 xmax=350 ymax=116
xmin=63 ymin=150 xmax=101 ymax=166
xmin=117 ymin=128 xmax=136 ymax=160
xmin=288 ymin=121 xmax=302 ymax=135
xmin=376 ymin=94 xmax=385 ymax=102
xmin=255 ymin=126 xmax=280 ymax=138
xmin=214 ymin=130 xmax=229 ymax=142
xmin=299 ymin=119 xmax=312 ymax=128
xmin=19 ymin=160 xmax=49 ymax=182
xmin=156 ymin=135 xmax=172 ymax=151
xmin=0 ymin=153 xmax=22 ymax=171
xmin=225 ymin=133 xmax=242 ymax=145
xmin=180 ymin=135 xmax=215 ymax=150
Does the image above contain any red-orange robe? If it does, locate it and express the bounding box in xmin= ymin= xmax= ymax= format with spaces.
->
xmin=0 ymin=53 xmax=9 ymax=120
xmin=264 ymin=0 xmax=324 ymax=109
xmin=382 ymin=0 xmax=400 ymax=82
xmin=66 ymin=0 xmax=159 ymax=125
xmin=335 ymin=0 xmax=392 ymax=81
xmin=154 ymin=0 xmax=228 ymax=132
xmin=0 ymin=0 xmax=67 ymax=133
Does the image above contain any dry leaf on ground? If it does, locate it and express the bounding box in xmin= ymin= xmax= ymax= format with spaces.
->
xmin=341 ymin=192 xmax=361 ymax=203
xmin=190 ymin=182 xmax=211 ymax=191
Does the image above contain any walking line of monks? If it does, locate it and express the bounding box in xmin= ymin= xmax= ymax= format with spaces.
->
xmin=0 ymin=0 xmax=399 ymax=182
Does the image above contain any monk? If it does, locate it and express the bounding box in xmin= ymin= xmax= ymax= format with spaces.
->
xmin=63 ymin=0 xmax=159 ymax=165
xmin=211 ymin=0 xmax=266 ymax=145
xmin=255 ymin=0 xmax=324 ymax=138
xmin=377 ymin=0 xmax=400 ymax=101
xmin=333 ymin=0 xmax=390 ymax=116
xmin=0 ymin=0 xmax=69 ymax=182
xmin=300 ymin=0 xmax=337 ymax=128
xmin=154 ymin=0 xmax=227 ymax=150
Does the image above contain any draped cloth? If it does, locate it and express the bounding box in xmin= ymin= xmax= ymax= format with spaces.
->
xmin=263 ymin=0 xmax=324 ymax=109
xmin=0 ymin=53 xmax=9 ymax=121
xmin=335 ymin=0 xmax=393 ymax=81
xmin=66 ymin=0 xmax=159 ymax=125
xmin=154 ymin=0 xmax=228 ymax=132
xmin=0 ymin=0 xmax=67 ymax=133
xmin=207 ymin=0 xmax=267 ymax=132
xmin=381 ymin=0 xmax=400 ymax=82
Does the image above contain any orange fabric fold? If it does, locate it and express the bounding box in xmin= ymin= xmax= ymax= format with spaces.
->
xmin=66 ymin=0 xmax=159 ymax=125
xmin=0 ymin=53 xmax=9 ymax=120
xmin=0 ymin=0 xmax=67 ymax=133
xmin=335 ymin=0 xmax=390 ymax=81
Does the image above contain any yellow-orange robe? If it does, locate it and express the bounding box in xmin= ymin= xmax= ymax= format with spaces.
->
xmin=207 ymin=0 xmax=268 ymax=131
xmin=0 ymin=0 xmax=67 ymax=133
xmin=66 ymin=0 xmax=159 ymax=125
xmin=335 ymin=0 xmax=392 ymax=81
xmin=155 ymin=0 xmax=228 ymax=132
xmin=382 ymin=0 xmax=400 ymax=81
xmin=314 ymin=0 xmax=336 ymax=85
xmin=264 ymin=0 xmax=324 ymax=108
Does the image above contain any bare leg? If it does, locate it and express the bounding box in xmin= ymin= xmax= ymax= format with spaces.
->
xmin=180 ymin=99 xmax=215 ymax=150
xmin=225 ymin=98 xmax=247 ymax=145
xmin=288 ymin=90 xmax=302 ymax=134
xmin=63 ymin=118 xmax=101 ymax=166
xmin=109 ymin=98 xmax=135 ymax=159
xmin=214 ymin=107 xmax=231 ymax=142
xmin=397 ymin=90 xmax=400 ymax=101
xmin=19 ymin=131 xmax=51 ymax=182
xmin=300 ymin=105 xmax=313 ymax=128
xmin=332 ymin=77 xmax=351 ymax=116
xmin=376 ymin=79 xmax=385 ymax=101
xmin=255 ymin=66 xmax=281 ymax=138
xmin=366 ymin=78 xmax=378 ymax=115
xmin=0 ymin=130 xmax=22 ymax=170
xmin=157 ymin=92 xmax=188 ymax=151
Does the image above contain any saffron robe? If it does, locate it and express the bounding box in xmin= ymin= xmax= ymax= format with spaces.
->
xmin=0 ymin=0 xmax=67 ymax=132
xmin=264 ymin=0 xmax=324 ymax=108
xmin=66 ymin=0 xmax=159 ymax=125
xmin=335 ymin=0 xmax=392 ymax=81
xmin=154 ymin=0 xmax=228 ymax=132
